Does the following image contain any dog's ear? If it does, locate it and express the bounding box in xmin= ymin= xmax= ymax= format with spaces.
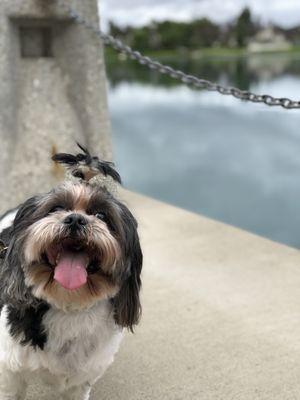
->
xmin=0 ymin=197 xmax=40 ymax=307
xmin=13 ymin=196 xmax=41 ymax=234
xmin=113 ymin=204 xmax=143 ymax=332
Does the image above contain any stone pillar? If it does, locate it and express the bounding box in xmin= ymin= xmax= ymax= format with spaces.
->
xmin=0 ymin=0 xmax=112 ymax=214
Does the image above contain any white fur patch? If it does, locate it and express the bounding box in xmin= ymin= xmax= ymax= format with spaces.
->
xmin=0 ymin=301 xmax=123 ymax=395
xmin=0 ymin=210 xmax=17 ymax=234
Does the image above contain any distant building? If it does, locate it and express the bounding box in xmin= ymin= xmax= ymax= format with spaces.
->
xmin=248 ymin=27 xmax=292 ymax=53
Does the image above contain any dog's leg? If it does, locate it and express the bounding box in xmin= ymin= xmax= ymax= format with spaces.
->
xmin=0 ymin=365 xmax=27 ymax=400
xmin=61 ymin=383 xmax=91 ymax=400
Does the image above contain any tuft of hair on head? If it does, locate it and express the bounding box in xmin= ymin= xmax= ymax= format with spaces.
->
xmin=52 ymin=143 xmax=122 ymax=185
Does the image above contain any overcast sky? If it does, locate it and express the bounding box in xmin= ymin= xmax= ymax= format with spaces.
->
xmin=100 ymin=0 xmax=300 ymax=30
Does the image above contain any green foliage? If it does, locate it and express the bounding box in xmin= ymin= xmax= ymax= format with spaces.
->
xmin=189 ymin=19 xmax=220 ymax=48
xmin=107 ymin=8 xmax=299 ymax=51
xmin=235 ymin=7 xmax=255 ymax=47
xmin=108 ymin=19 xmax=221 ymax=51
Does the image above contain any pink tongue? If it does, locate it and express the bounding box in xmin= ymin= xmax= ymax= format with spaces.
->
xmin=54 ymin=251 xmax=88 ymax=290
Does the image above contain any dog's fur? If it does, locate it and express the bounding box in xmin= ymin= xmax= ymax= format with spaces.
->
xmin=0 ymin=167 xmax=142 ymax=399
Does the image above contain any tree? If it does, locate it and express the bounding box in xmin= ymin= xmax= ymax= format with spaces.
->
xmin=235 ymin=7 xmax=255 ymax=47
xmin=189 ymin=19 xmax=220 ymax=48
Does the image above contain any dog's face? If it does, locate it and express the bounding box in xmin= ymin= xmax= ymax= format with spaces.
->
xmin=1 ymin=182 xmax=142 ymax=330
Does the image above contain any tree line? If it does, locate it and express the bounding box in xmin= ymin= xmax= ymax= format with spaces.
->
xmin=108 ymin=8 xmax=300 ymax=51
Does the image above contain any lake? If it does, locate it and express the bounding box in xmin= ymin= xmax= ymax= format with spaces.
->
xmin=105 ymin=52 xmax=300 ymax=248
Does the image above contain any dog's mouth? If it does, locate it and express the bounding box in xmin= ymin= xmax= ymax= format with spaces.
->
xmin=43 ymin=239 xmax=101 ymax=291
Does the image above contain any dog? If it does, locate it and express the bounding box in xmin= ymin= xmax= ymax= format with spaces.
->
xmin=0 ymin=145 xmax=142 ymax=400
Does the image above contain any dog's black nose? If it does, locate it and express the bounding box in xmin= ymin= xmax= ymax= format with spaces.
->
xmin=64 ymin=214 xmax=87 ymax=230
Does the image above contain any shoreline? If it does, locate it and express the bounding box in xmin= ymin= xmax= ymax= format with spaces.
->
xmin=105 ymin=46 xmax=300 ymax=63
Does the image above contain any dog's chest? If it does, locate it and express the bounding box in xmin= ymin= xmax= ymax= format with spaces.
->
xmin=41 ymin=302 xmax=123 ymax=376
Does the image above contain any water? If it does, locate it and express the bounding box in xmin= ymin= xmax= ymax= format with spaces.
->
xmin=106 ymin=52 xmax=300 ymax=248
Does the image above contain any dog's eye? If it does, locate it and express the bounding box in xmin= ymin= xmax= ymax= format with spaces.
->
xmin=50 ymin=206 xmax=65 ymax=213
xmin=95 ymin=212 xmax=106 ymax=221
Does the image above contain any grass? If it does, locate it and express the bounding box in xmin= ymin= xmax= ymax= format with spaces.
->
xmin=105 ymin=46 xmax=300 ymax=64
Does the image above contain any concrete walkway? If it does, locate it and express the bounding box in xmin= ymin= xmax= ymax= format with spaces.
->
xmin=28 ymin=190 xmax=300 ymax=399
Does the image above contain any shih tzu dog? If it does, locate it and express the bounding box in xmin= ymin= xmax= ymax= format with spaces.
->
xmin=0 ymin=145 xmax=142 ymax=400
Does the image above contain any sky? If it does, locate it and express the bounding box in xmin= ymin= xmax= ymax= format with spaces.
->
xmin=100 ymin=0 xmax=300 ymax=31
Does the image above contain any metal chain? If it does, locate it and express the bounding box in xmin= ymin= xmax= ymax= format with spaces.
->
xmin=59 ymin=3 xmax=300 ymax=110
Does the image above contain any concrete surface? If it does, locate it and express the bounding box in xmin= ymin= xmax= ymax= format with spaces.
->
xmin=0 ymin=0 xmax=111 ymax=214
xmin=24 ymin=189 xmax=300 ymax=399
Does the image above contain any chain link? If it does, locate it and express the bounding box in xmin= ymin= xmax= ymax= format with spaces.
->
xmin=60 ymin=3 xmax=300 ymax=110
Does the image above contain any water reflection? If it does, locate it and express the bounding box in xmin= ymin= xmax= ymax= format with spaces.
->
xmin=107 ymin=55 xmax=258 ymax=90
xmin=106 ymin=53 xmax=300 ymax=248
xmin=107 ymin=52 xmax=300 ymax=90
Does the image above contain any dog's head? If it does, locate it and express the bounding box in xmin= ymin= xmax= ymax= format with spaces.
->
xmin=1 ymin=181 xmax=142 ymax=331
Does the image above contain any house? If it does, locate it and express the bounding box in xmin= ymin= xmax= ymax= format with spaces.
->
xmin=248 ymin=26 xmax=292 ymax=52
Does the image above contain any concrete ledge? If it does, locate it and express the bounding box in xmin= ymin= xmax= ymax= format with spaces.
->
xmin=28 ymin=190 xmax=300 ymax=399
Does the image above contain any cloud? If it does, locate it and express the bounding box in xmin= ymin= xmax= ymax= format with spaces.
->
xmin=100 ymin=0 xmax=300 ymax=30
